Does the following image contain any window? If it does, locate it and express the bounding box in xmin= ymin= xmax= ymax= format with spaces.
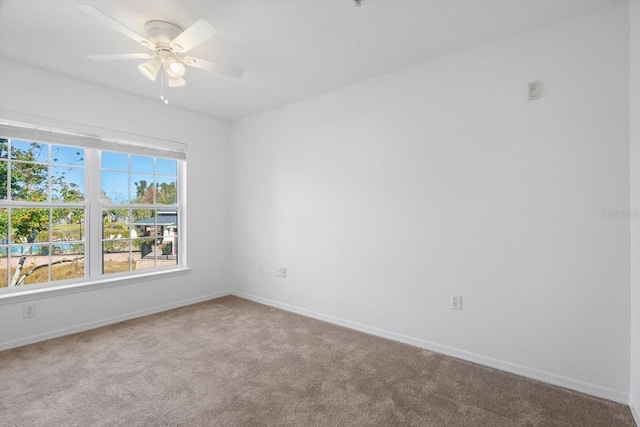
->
xmin=101 ymin=152 xmax=179 ymax=275
xmin=0 ymin=121 xmax=186 ymax=292
xmin=0 ymin=140 xmax=86 ymax=287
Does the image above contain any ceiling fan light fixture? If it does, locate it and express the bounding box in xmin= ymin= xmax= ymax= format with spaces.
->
xmin=138 ymin=59 xmax=162 ymax=81
xmin=166 ymin=58 xmax=185 ymax=79
xmin=168 ymin=77 xmax=186 ymax=88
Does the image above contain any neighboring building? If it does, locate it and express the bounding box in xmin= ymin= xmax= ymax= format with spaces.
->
xmin=131 ymin=211 xmax=178 ymax=258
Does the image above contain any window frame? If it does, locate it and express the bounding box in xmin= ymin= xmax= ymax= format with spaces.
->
xmin=0 ymin=119 xmax=188 ymax=295
xmin=97 ymin=150 xmax=183 ymax=279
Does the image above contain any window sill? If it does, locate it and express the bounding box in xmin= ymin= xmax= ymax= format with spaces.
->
xmin=0 ymin=266 xmax=192 ymax=305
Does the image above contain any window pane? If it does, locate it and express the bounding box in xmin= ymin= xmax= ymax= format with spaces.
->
xmin=11 ymin=140 xmax=48 ymax=163
xmin=132 ymin=208 xmax=154 ymax=224
xmin=0 ymin=159 xmax=6 ymax=200
xmin=131 ymin=155 xmax=153 ymax=174
xmin=11 ymin=162 xmax=49 ymax=201
xmin=0 ymin=140 xmax=7 ymax=200
xmin=11 ymin=208 xmax=49 ymax=243
xmin=157 ymin=209 xmax=178 ymax=267
xmin=52 ymin=145 xmax=84 ymax=166
xmin=52 ymin=166 xmax=84 ymax=202
xmin=103 ymin=242 xmax=131 ymax=275
xmin=101 ymin=171 xmax=128 ymax=203
xmin=130 ymin=209 xmax=178 ymax=268
xmin=10 ymin=244 xmax=49 ymax=286
xmin=101 ymin=151 xmax=127 ymax=171
xmin=131 ymin=174 xmax=154 ymax=204
xmin=132 ymin=209 xmax=155 ymax=234
xmin=103 ymin=209 xmax=129 ymax=239
xmin=134 ymin=238 xmax=156 ymax=271
xmin=52 ymin=208 xmax=85 ymax=241
xmin=158 ymin=238 xmax=178 ymax=268
xmin=0 ymin=138 xmax=7 ymax=159
xmin=156 ymin=158 xmax=177 ymax=176
xmin=0 ymin=208 xmax=7 ymax=243
xmin=130 ymin=208 xmax=153 ymax=271
xmin=52 ymin=244 xmax=84 ymax=281
xmin=155 ymin=177 xmax=177 ymax=204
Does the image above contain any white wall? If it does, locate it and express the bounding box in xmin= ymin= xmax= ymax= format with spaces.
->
xmin=0 ymin=59 xmax=231 ymax=349
xmin=630 ymin=0 xmax=640 ymax=422
xmin=229 ymin=3 xmax=631 ymax=403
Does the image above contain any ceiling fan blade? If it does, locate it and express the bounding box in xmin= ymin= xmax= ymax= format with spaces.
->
xmin=180 ymin=56 xmax=244 ymax=78
xmin=87 ymin=53 xmax=155 ymax=61
xmin=169 ymin=19 xmax=218 ymax=53
xmin=168 ymin=77 xmax=186 ymax=88
xmin=78 ymin=5 xmax=156 ymax=50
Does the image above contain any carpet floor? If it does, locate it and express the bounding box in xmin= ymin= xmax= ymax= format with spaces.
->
xmin=0 ymin=295 xmax=635 ymax=426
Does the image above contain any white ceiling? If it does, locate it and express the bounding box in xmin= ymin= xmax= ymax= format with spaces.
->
xmin=0 ymin=0 xmax=616 ymax=120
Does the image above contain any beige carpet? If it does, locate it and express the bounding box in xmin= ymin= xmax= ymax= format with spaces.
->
xmin=0 ymin=295 xmax=635 ymax=426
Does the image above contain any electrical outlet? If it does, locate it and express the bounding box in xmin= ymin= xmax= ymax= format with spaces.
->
xmin=281 ymin=268 xmax=287 ymax=278
xmin=258 ymin=263 xmax=264 ymax=274
xmin=23 ymin=303 xmax=36 ymax=318
xmin=451 ymin=295 xmax=462 ymax=310
xmin=528 ymin=81 xmax=540 ymax=100
xmin=276 ymin=268 xmax=281 ymax=278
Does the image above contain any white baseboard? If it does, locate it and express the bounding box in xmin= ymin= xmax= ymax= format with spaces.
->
xmin=232 ymin=291 xmax=630 ymax=405
xmin=630 ymin=394 xmax=640 ymax=426
xmin=0 ymin=290 xmax=231 ymax=351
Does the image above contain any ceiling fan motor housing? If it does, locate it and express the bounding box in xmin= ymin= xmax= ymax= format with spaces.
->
xmin=145 ymin=20 xmax=183 ymax=49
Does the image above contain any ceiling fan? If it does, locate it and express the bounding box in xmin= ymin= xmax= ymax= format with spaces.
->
xmin=79 ymin=5 xmax=244 ymax=90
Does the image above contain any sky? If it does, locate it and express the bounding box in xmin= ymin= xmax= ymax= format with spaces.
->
xmin=101 ymin=151 xmax=177 ymax=204
xmin=6 ymin=140 xmax=177 ymax=205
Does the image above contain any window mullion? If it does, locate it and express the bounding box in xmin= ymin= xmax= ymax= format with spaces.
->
xmin=178 ymin=160 xmax=186 ymax=265
xmin=88 ymin=149 xmax=102 ymax=280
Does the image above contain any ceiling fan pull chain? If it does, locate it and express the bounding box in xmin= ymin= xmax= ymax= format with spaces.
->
xmin=160 ymin=66 xmax=169 ymax=105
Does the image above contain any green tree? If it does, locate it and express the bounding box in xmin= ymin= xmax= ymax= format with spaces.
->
xmin=133 ymin=180 xmax=176 ymax=205
xmin=135 ymin=179 xmax=148 ymax=201
xmin=156 ymin=182 xmax=177 ymax=204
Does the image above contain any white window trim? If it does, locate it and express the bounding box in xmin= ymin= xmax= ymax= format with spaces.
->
xmin=0 ymin=267 xmax=192 ymax=304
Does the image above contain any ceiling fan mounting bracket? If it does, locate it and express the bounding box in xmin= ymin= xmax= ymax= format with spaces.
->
xmin=144 ymin=20 xmax=183 ymax=49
